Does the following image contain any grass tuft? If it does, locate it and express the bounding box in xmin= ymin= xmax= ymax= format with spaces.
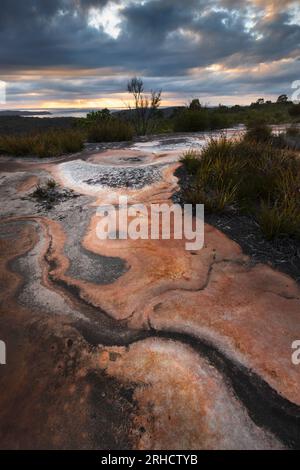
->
xmin=180 ymin=135 xmax=300 ymax=239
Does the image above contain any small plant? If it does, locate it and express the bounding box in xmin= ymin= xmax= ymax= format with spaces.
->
xmin=33 ymin=180 xmax=59 ymax=200
xmin=31 ymin=180 xmax=75 ymax=209
xmin=46 ymin=179 xmax=57 ymax=189
xmin=33 ymin=184 xmax=48 ymax=199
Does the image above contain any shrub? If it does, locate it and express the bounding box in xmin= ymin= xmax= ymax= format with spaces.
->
xmin=174 ymin=109 xmax=209 ymax=132
xmin=189 ymin=99 xmax=202 ymax=111
xmin=180 ymin=136 xmax=300 ymax=239
xmin=87 ymin=119 xmax=134 ymax=142
xmin=244 ymin=120 xmax=272 ymax=143
xmin=86 ymin=109 xmax=111 ymax=122
xmin=184 ymin=138 xmax=244 ymax=212
xmin=46 ymin=178 xmax=57 ymax=189
xmin=32 ymin=181 xmax=61 ymax=207
xmin=289 ymin=104 xmax=300 ymax=118
xmin=173 ymin=108 xmax=232 ymax=133
xmin=180 ymin=150 xmax=201 ymax=175
xmin=286 ymin=125 xmax=300 ymax=137
xmin=209 ymin=112 xmax=230 ymax=130
xmin=0 ymin=129 xmax=84 ymax=157
xmin=32 ymin=183 xmax=49 ymax=199
xmin=258 ymin=199 xmax=300 ymax=240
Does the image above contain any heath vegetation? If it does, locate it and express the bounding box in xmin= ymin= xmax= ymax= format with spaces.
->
xmin=0 ymin=128 xmax=85 ymax=157
xmin=180 ymin=124 xmax=300 ymax=240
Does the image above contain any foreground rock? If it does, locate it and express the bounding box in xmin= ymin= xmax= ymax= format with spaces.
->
xmin=0 ymin=135 xmax=299 ymax=449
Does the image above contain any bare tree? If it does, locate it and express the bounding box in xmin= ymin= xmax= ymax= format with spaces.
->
xmin=127 ymin=77 xmax=162 ymax=135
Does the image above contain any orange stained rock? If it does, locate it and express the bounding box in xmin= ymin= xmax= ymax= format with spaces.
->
xmin=98 ymin=338 xmax=282 ymax=450
xmin=1 ymin=142 xmax=300 ymax=450
xmin=142 ymin=261 xmax=300 ymax=405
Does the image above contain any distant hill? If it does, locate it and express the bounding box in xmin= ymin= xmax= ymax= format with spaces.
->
xmin=0 ymin=116 xmax=76 ymax=135
xmin=0 ymin=110 xmax=52 ymax=117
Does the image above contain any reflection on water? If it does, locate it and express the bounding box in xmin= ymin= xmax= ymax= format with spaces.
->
xmin=129 ymin=124 xmax=293 ymax=154
xmin=130 ymin=127 xmax=244 ymax=153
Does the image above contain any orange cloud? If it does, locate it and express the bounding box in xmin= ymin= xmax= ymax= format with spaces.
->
xmin=252 ymin=0 xmax=298 ymax=18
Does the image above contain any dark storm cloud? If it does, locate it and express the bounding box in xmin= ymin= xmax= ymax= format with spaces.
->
xmin=0 ymin=0 xmax=110 ymax=69
xmin=0 ymin=0 xmax=299 ymax=104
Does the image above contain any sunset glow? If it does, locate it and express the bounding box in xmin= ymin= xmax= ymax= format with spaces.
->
xmin=0 ymin=0 xmax=299 ymax=109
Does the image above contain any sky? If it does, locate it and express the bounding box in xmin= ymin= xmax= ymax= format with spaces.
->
xmin=0 ymin=0 xmax=299 ymax=109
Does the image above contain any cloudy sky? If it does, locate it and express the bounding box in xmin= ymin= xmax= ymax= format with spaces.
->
xmin=0 ymin=0 xmax=299 ymax=109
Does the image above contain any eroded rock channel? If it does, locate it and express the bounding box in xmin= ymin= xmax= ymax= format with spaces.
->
xmin=0 ymin=133 xmax=299 ymax=450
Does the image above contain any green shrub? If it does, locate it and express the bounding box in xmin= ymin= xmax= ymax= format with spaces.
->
xmin=174 ymin=109 xmax=209 ymax=132
xmin=173 ymin=108 xmax=232 ymax=133
xmin=258 ymin=199 xmax=300 ymax=240
xmin=185 ymin=138 xmax=244 ymax=212
xmin=0 ymin=129 xmax=84 ymax=157
xmin=186 ymin=179 xmax=239 ymax=213
xmin=180 ymin=136 xmax=300 ymax=239
xmin=244 ymin=120 xmax=272 ymax=143
xmin=180 ymin=150 xmax=201 ymax=175
xmin=87 ymin=119 xmax=134 ymax=142
xmin=209 ymin=112 xmax=230 ymax=130
xmin=86 ymin=109 xmax=111 ymax=122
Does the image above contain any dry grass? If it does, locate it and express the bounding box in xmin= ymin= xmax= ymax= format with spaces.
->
xmin=87 ymin=119 xmax=134 ymax=142
xmin=0 ymin=129 xmax=85 ymax=157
